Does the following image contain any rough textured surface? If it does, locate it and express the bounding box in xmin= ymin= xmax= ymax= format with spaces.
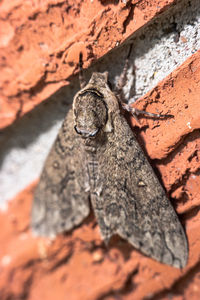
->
xmin=1 ymin=0 xmax=200 ymax=299
xmin=0 ymin=0 xmax=189 ymax=129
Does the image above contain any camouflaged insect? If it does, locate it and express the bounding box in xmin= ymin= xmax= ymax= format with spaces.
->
xmin=32 ymin=51 xmax=188 ymax=268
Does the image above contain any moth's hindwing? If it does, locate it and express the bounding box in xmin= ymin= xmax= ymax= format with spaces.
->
xmin=32 ymin=109 xmax=90 ymax=237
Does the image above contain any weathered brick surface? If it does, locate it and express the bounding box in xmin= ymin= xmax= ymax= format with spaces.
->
xmin=1 ymin=1 xmax=200 ymax=299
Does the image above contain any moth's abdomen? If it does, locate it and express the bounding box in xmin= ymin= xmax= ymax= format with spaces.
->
xmin=86 ymin=155 xmax=99 ymax=192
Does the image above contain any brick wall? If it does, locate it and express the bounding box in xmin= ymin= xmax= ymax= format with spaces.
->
xmin=0 ymin=0 xmax=200 ymax=299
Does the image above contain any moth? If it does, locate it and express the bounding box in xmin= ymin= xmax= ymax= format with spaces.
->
xmin=32 ymin=49 xmax=188 ymax=268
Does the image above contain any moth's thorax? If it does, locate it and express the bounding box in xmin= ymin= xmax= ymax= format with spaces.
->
xmin=73 ymin=72 xmax=120 ymax=139
xmin=73 ymin=89 xmax=108 ymax=138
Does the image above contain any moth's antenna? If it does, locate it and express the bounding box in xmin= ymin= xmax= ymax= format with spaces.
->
xmin=115 ymin=44 xmax=133 ymax=99
xmin=79 ymin=52 xmax=86 ymax=89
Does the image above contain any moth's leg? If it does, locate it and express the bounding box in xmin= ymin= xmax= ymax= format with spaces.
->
xmin=116 ymin=45 xmax=173 ymax=123
xmin=79 ymin=52 xmax=87 ymax=89
xmin=122 ymin=103 xmax=173 ymax=124
xmin=115 ymin=44 xmax=133 ymax=101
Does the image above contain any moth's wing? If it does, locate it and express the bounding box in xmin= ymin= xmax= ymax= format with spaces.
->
xmin=96 ymin=112 xmax=188 ymax=268
xmin=32 ymin=109 xmax=90 ymax=237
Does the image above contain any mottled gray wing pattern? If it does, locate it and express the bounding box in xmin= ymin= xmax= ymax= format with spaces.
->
xmin=95 ymin=112 xmax=188 ymax=268
xmin=32 ymin=109 xmax=90 ymax=237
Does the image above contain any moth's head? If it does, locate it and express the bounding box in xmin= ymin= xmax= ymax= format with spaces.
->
xmin=73 ymin=89 xmax=108 ymax=138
